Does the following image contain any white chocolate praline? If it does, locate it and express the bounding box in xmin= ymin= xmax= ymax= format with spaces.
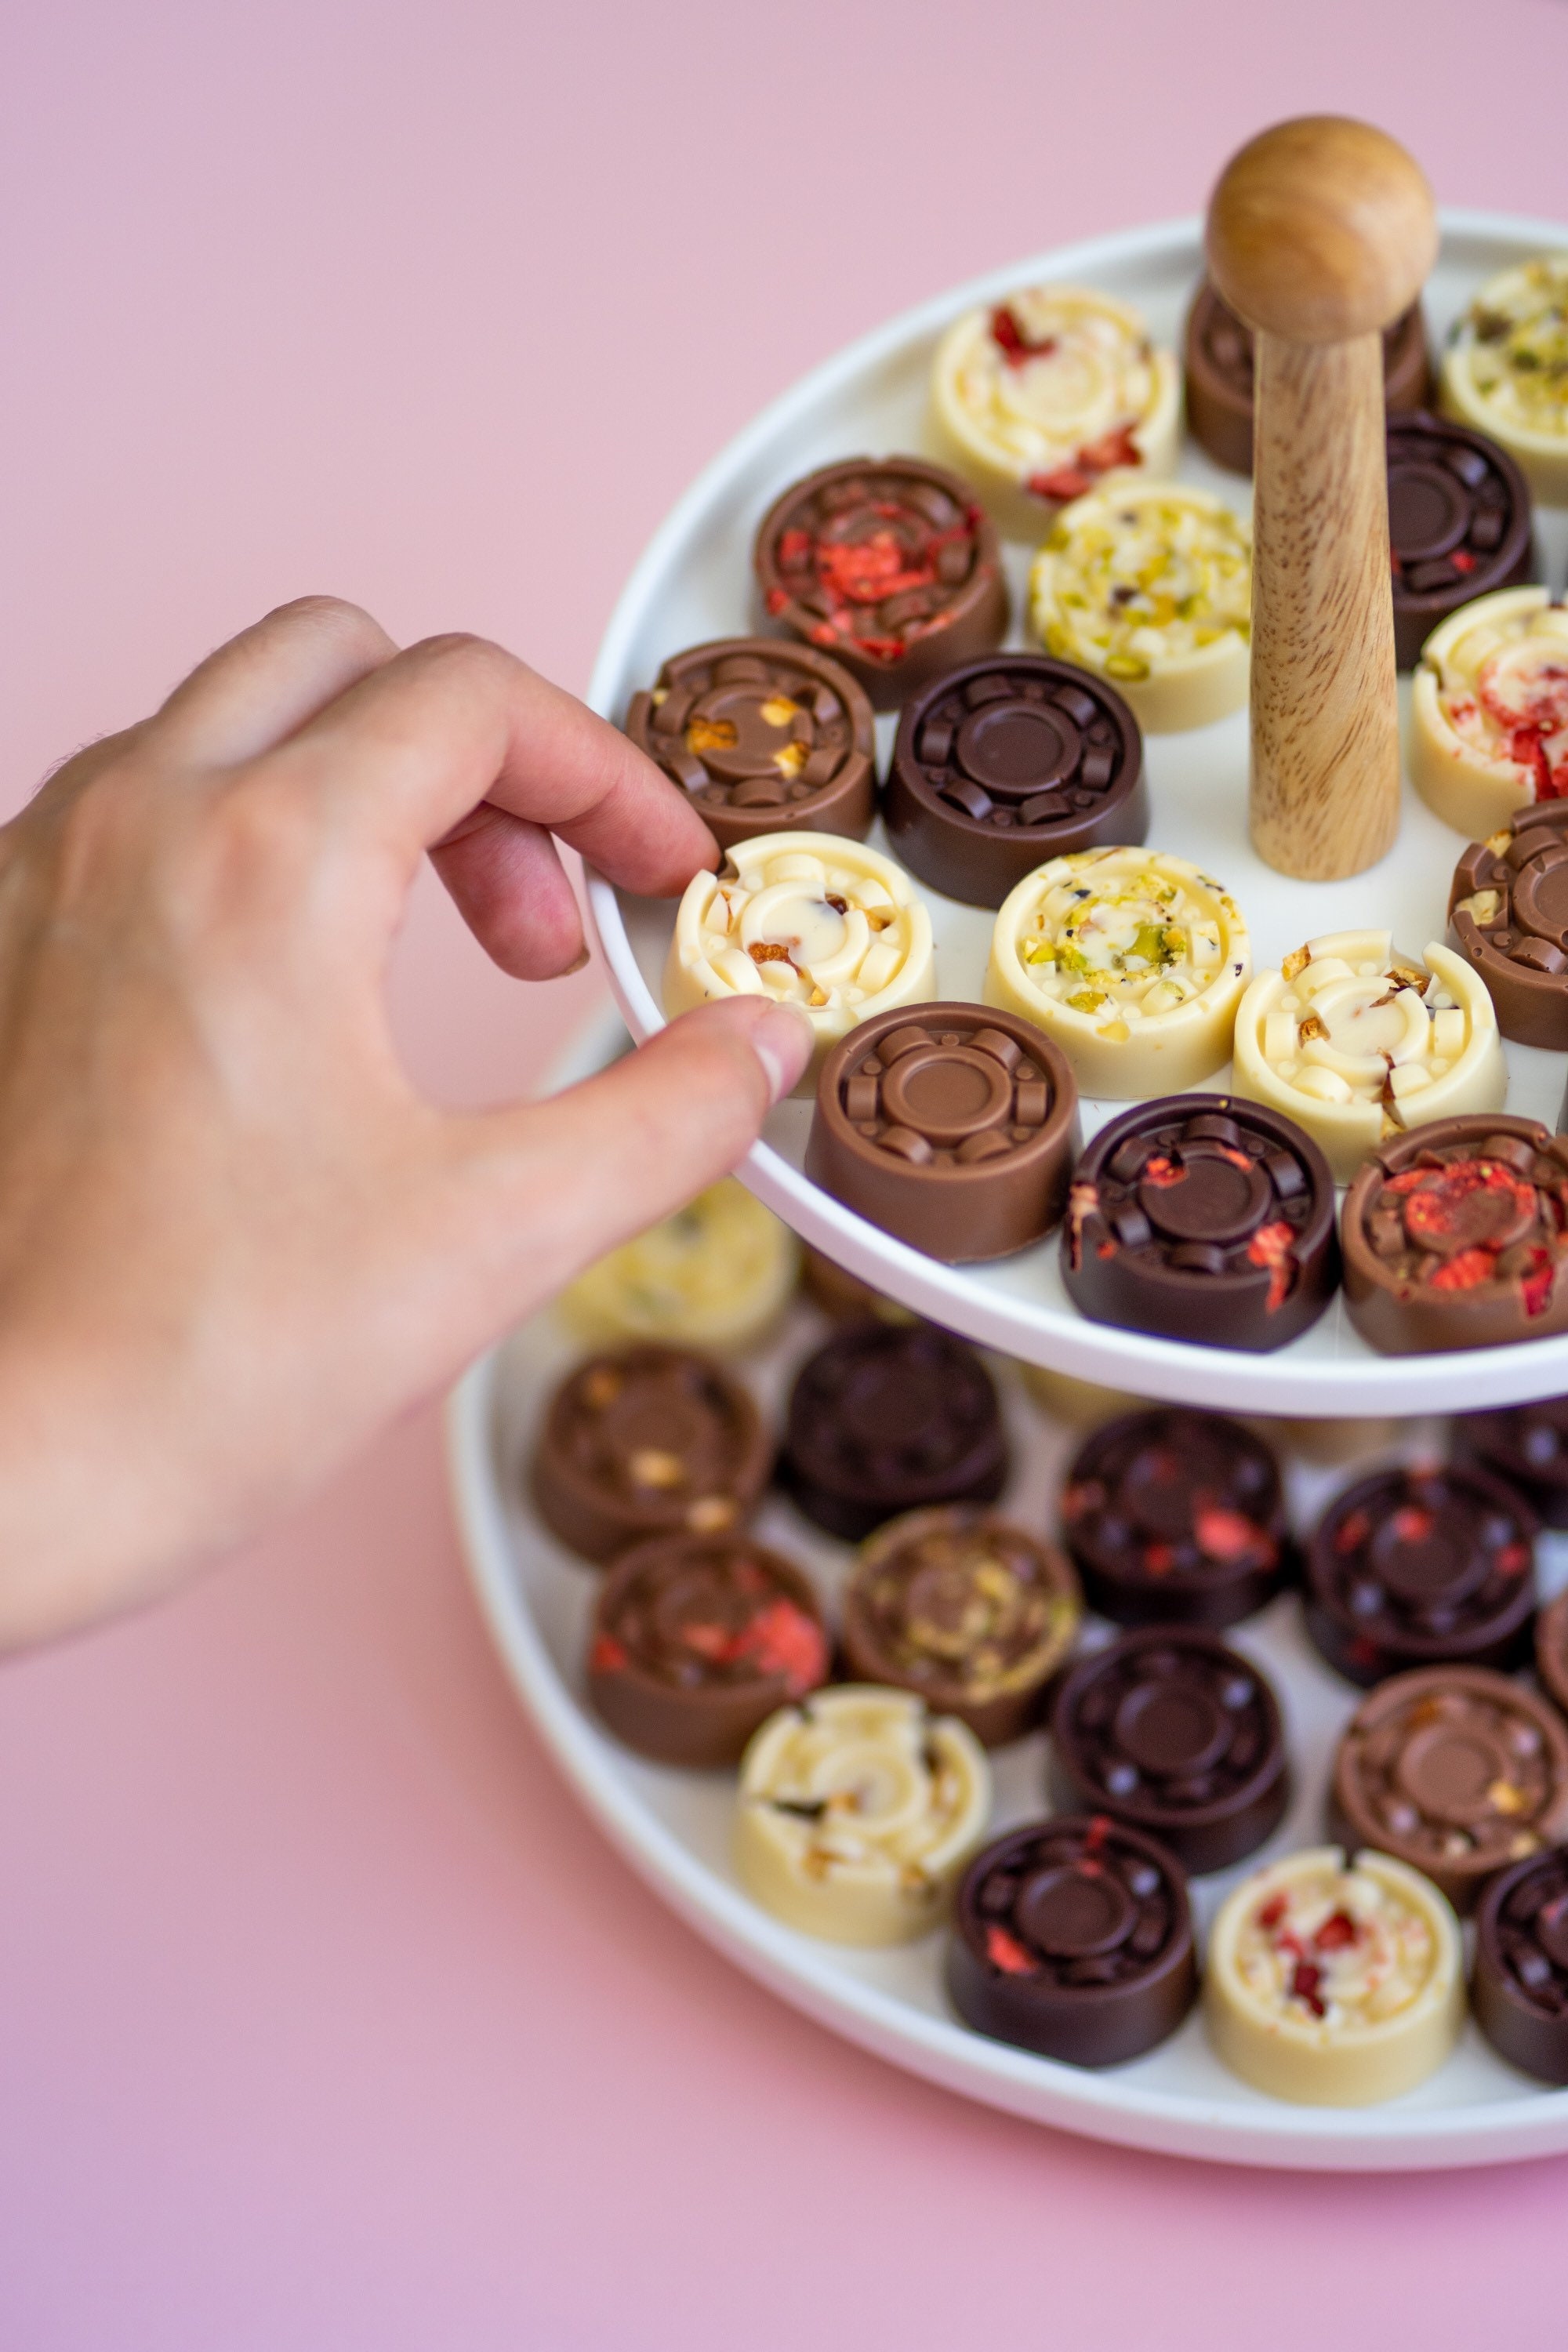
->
xmin=1410 ymin=587 xmax=1568 ymax=837
xmin=1230 ymin=930 xmax=1504 ymax=1187
xmin=1028 ymin=482 xmax=1251 ymax=733
xmin=1205 ymin=1847 xmax=1464 ymax=2106
xmin=984 ymin=848 xmax=1250 ymax=1098
xmin=931 ymin=286 xmax=1180 ymax=538
xmin=662 ymin=833 xmax=936 ymax=1083
xmin=559 ymin=1178 xmax=799 ymax=1352
xmin=1441 ymin=258 xmax=1568 ymax=503
xmin=735 ymin=1685 xmax=991 ymax=1946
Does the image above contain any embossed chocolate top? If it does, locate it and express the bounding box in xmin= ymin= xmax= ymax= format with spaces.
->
xmin=1183 ymin=277 xmax=1430 ymax=474
xmin=1457 ymin=1396 xmax=1568 ymax=1528
xmin=753 ymin=456 xmax=1008 ymax=710
xmin=1536 ymin=1589 xmax=1568 ymax=1720
xmin=623 ymin=638 xmax=876 ymax=851
xmin=780 ymin=1323 xmax=1007 ymax=1541
xmin=1450 ymin=806 xmax=1568 ymax=1051
xmin=1388 ymin=415 xmax=1535 ymax=669
xmin=1473 ymin=1849 xmax=1568 ymax=2080
xmin=884 ymin=653 xmax=1147 ymax=908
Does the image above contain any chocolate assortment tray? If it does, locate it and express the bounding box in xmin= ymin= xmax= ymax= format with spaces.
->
xmin=586 ymin=211 xmax=1568 ymax=1419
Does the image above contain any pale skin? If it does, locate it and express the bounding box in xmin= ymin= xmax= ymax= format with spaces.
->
xmin=0 ymin=597 xmax=813 ymax=1650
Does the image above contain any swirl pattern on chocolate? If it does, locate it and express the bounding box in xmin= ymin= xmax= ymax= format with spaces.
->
xmin=781 ymin=1323 xmax=1008 ymax=1542
xmin=1059 ymin=1410 xmax=1290 ymax=1630
xmin=1474 ymin=1849 xmax=1568 ymax=2080
xmin=1450 ymin=806 xmax=1568 ymax=1051
xmin=1388 ymin=415 xmax=1535 ymax=670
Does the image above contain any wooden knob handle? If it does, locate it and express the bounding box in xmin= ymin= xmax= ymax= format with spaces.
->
xmin=1205 ymin=119 xmax=1439 ymax=880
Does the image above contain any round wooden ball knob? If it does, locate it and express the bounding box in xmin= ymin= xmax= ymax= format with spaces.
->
xmin=1207 ymin=116 xmax=1437 ymax=343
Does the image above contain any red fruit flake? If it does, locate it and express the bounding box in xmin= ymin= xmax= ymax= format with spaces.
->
xmin=764 ymin=586 xmax=789 ymax=615
xmin=1497 ymin=1542 xmax=1531 ymax=1577
xmin=815 ymin=531 xmax=935 ymax=610
xmin=1334 ymin=1509 xmax=1370 ymax=1555
xmin=985 ymin=1924 xmax=1038 ymax=1975
xmin=809 ymin=622 xmax=839 ymax=648
xmin=1141 ymin=1154 xmax=1183 ymax=1189
xmin=1452 ymin=550 xmax=1477 ymax=575
xmin=732 ymin=1600 xmax=829 ymax=1698
xmin=1256 ymin=1894 xmax=1288 ymax=1933
xmin=1066 ymin=1178 xmax=1099 ymax=1272
xmin=777 ymin=528 xmax=812 ymax=567
xmin=1246 ymin=1218 xmax=1298 ymax=1313
xmin=589 ymin=1634 xmax=628 ymax=1675
xmin=1522 ymin=1246 xmax=1556 ymax=1319
xmin=989 ymin=305 xmax=1058 ymax=368
xmin=1144 ymin=1543 xmax=1177 ymax=1576
xmin=1428 ymin=1246 xmax=1497 ymax=1291
xmin=1083 ymin=1816 xmax=1110 ymax=1857
xmin=1290 ymin=1958 xmax=1327 ymax=2017
xmin=1313 ymin=1911 xmax=1359 ymax=1952
xmin=1391 ymin=1506 xmax=1433 ymax=1545
xmin=681 ymin=1621 xmax=732 ymax=1661
xmin=1403 ymin=1160 xmax=1535 ymax=1254
xmin=1195 ymin=1506 xmax=1263 ymax=1564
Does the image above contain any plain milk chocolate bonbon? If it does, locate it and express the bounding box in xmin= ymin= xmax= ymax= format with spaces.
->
xmin=1387 ymin=415 xmax=1535 ymax=670
xmin=780 ymin=1323 xmax=1008 ymax=1541
xmin=806 ymin=1004 xmax=1080 ymax=1264
xmin=1061 ymin=1094 xmax=1338 ymax=1352
xmin=1183 ymin=275 xmax=1431 ymax=475
xmin=1455 ymin=1396 xmax=1568 ymax=1527
xmin=1473 ymin=1848 xmax=1568 ymax=2081
xmin=884 ymin=653 xmax=1148 ymax=909
xmin=947 ymin=1815 xmax=1197 ymax=2065
xmin=1449 ymin=804 xmax=1568 ymax=1050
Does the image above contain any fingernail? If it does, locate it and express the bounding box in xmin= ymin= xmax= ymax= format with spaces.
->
xmin=751 ymin=1000 xmax=815 ymax=1105
xmin=561 ymin=944 xmax=591 ymax=975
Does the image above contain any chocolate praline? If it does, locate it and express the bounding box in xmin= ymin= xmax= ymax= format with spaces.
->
xmin=1061 ymin=1095 xmax=1338 ymax=1353
xmin=1330 ymin=1664 xmax=1568 ymax=1910
xmin=780 ymin=1322 xmax=1007 ymax=1542
xmin=531 ymin=1345 xmax=771 ymax=1566
xmin=1455 ymin=1396 xmax=1568 ymax=1528
xmin=1341 ymin=1116 xmax=1568 ymax=1355
xmin=1182 ymin=276 xmax=1431 ymax=475
xmin=753 ymin=456 xmax=1009 ymax=711
xmin=1473 ymin=1847 xmax=1568 ymax=2080
xmin=884 ymin=653 xmax=1147 ymax=909
xmin=1388 ymin=414 xmax=1536 ymax=670
xmin=806 ymin=1004 xmax=1080 ymax=1265
xmin=1059 ymin=1410 xmax=1292 ymax=1631
xmin=947 ymin=1815 xmax=1196 ymax=2065
xmin=1050 ymin=1628 xmax=1289 ymax=1874
xmin=1450 ymin=806 xmax=1568 ymax=1051
xmin=1537 ymin=1592 xmax=1568 ymax=1719
xmin=1305 ymin=1462 xmax=1537 ymax=1687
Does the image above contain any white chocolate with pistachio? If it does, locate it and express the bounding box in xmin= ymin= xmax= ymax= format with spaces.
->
xmin=1410 ymin=586 xmax=1568 ymax=837
xmin=1441 ymin=257 xmax=1568 ymax=502
xmin=1029 ymin=482 xmax=1251 ymax=732
xmin=1231 ymin=930 xmax=1505 ymax=1185
xmin=1205 ymin=1847 xmax=1464 ymax=2106
xmin=663 ymin=833 xmax=935 ymax=1081
xmin=735 ymin=1686 xmax=991 ymax=1946
xmin=559 ymin=1178 xmax=799 ymax=1352
xmin=984 ymin=848 xmax=1250 ymax=1098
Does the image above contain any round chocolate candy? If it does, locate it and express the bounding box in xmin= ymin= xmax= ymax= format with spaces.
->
xmin=780 ymin=1323 xmax=1007 ymax=1542
xmin=799 ymin=1245 xmax=916 ymax=1326
xmin=1473 ymin=1847 xmax=1568 ymax=2081
xmin=1341 ymin=1116 xmax=1568 ymax=1355
xmin=1330 ymin=1665 xmax=1568 ymax=1910
xmin=1388 ymin=414 xmax=1536 ymax=670
xmin=805 ymin=1004 xmax=1080 ymax=1265
xmin=1059 ymin=1410 xmax=1291 ymax=1631
xmin=1536 ymin=1591 xmax=1568 ymax=1720
xmin=753 ymin=456 xmax=1008 ymax=711
xmin=586 ymin=1532 xmax=829 ymax=1767
xmin=531 ymin=1345 xmax=772 ymax=1565
xmin=947 ymin=1815 xmax=1197 ymax=2065
xmin=1050 ymin=1627 xmax=1289 ymax=1874
xmin=840 ymin=1507 xmax=1082 ymax=1747
xmin=622 ymin=638 xmax=876 ymax=851
xmin=1455 ymin=1396 xmax=1568 ymax=1527
xmin=883 ymin=653 xmax=1147 ymax=909
xmin=1061 ymin=1095 xmax=1338 ymax=1353
xmin=1305 ymin=1462 xmax=1537 ymax=1687
xmin=1449 ymin=805 xmax=1568 ymax=1051
xmin=1183 ymin=275 xmax=1431 ymax=475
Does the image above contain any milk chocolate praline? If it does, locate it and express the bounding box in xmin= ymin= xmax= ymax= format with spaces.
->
xmin=1456 ymin=1396 xmax=1568 ymax=1527
xmin=780 ymin=1322 xmax=1007 ymax=1541
xmin=1062 ymin=1095 xmax=1338 ymax=1353
xmin=1050 ymin=1627 xmax=1289 ymax=1874
xmin=532 ymin=1345 xmax=771 ymax=1565
xmin=753 ymin=456 xmax=1008 ymax=710
xmin=1537 ymin=1592 xmax=1568 ymax=1719
xmin=1183 ymin=276 xmax=1431 ymax=475
xmin=1474 ymin=1847 xmax=1568 ymax=2080
xmin=1450 ymin=807 xmax=1568 ymax=1051
xmin=1388 ymin=414 xmax=1536 ymax=670
xmin=947 ymin=1815 xmax=1196 ymax=2065
xmin=1330 ymin=1665 xmax=1568 ymax=1910
xmin=1059 ymin=1410 xmax=1292 ymax=1630
xmin=884 ymin=653 xmax=1147 ymax=908
xmin=1341 ymin=1116 xmax=1568 ymax=1355
xmin=807 ymin=1004 xmax=1080 ymax=1265
xmin=1305 ymin=1462 xmax=1537 ymax=1687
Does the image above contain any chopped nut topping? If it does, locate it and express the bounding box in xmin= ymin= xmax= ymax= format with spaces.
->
xmin=582 ymin=1366 xmax=622 ymax=1410
xmin=687 ymin=1495 xmax=737 ymax=1532
xmin=1281 ymin=944 xmax=1311 ymax=982
xmin=629 ymin=1447 xmax=686 ymax=1490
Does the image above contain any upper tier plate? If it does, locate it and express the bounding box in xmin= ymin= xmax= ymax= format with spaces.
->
xmin=585 ymin=212 xmax=1568 ymax=1417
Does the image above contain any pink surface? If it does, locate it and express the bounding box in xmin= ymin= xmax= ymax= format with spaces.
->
xmin=3 ymin=0 xmax=1568 ymax=2341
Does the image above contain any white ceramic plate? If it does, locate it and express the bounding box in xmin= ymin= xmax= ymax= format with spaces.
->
xmin=583 ymin=209 xmax=1568 ymax=1417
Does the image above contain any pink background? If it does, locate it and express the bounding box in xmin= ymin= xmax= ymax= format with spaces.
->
xmin=4 ymin=0 xmax=1568 ymax=2340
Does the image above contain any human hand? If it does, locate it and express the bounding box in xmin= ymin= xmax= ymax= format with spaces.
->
xmin=0 ymin=597 xmax=812 ymax=1646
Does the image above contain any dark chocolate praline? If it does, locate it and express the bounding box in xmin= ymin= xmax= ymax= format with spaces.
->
xmin=780 ymin=1321 xmax=1007 ymax=1542
xmin=1388 ymin=413 xmax=1536 ymax=670
xmin=1061 ymin=1094 xmax=1339 ymax=1353
xmin=1059 ymin=1409 xmax=1292 ymax=1632
xmin=1049 ymin=1627 xmax=1289 ymax=1874
xmin=1305 ymin=1462 xmax=1538 ymax=1688
xmin=806 ymin=1004 xmax=1080 ymax=1265
xmin=1474 ymin=1846 xmax=1568 ymax=2080
xmin=1450 ymin=805 xmax=1568 ymax=1051
xmin=884 ymin=653 xmax=1147 ymax=908
xmin=1182 ymin=276 xmax=1431 ymax=476
xmin=1455 ymin=1396 xmax=1568 ymax=1528
xmin=1537 ymin=1590 xmax=1568 ymax=1720
xmin=947 ymin=1815 xmax=1197 ymax=2066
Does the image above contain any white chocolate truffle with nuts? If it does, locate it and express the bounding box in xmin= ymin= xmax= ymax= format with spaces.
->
xmin=983 ymin=847 xmax=1250 ymax=1098
xmin=735 ymin=1685 xmax=991 ymax=1945
xmin=1231 ymin=931 xmax=1504 ymax=1185
xmin=1441 ymin=257 xmax=1568 ymax=503
xmin=1205 ymin=1847 xmax=1465 ymax=2106
xmin=1410 ymin=586 xmax=1568 ymax=837
xmin=1028 ymin=481 xmax=1251 ymax=732
xmin=663 ymin=833 xmax=935 ymax=1082
xmin=559 ymin=1178 xmax=799 ymax=1353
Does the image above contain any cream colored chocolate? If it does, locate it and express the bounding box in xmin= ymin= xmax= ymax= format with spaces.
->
xmin=1019 ymin=1364 xmax=1143 ymax=1431
xmin=1441 ymin=259 xmax=1568 ymax=503
xmin=931 ymin=286 xmax=1179 ymax=539
xmin=984 ymin=848 xmax=1250 ymax=1098
xmin=1231 ymin=930 xmax=1504 ymax=1185
xmin=1410 ymin=588 xmax=1568 ymax=837
xmin=559 ymin=1178 xmax=799 ymax=1353
xmin=1028 ymin=482 xmax=1251 ymax=733
xmin=735 ymin=1685 xmax=990 ymax=1946
xmin=663 ymin=833 xmax=935 ymax=1083
xmin=1205 ymin=1847 xmax=1464 ymax=2106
